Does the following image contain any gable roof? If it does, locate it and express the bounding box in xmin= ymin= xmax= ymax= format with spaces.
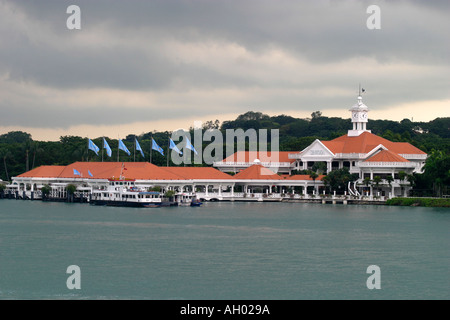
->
xmin=364 ymin=149 xmax=409 ymax=162
xmin=16 ymin=162 xmax=232 ymax=181
xmin=161 ymin=167 xmax=233 ymax=180
xmin=233 ymin=164 xmax=283 ymax=180
xmin=17 ymin=165 xmax=66 ymax=178
xmin=322 ymin=131 xmax=426 ymax=155
xmin=58 ymin=162 xmax=183 ymax=180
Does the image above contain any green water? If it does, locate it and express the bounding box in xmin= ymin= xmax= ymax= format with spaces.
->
xmin=0 ymin=200 xmax=448 ymax=299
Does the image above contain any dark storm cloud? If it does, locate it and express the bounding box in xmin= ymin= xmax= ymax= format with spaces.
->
xmin=0 ymin=0 xmax=449 ymax=130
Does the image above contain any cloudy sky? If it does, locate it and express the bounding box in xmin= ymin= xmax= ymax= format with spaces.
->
xmin=0 ymin=0 xmax=449 ymax=141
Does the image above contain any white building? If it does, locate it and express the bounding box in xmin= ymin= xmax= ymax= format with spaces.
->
xmin=215 ymin=94 xmax=427 ymax=198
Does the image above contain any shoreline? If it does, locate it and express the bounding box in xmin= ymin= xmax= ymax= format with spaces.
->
xmin=386 ymin=197 xmax=450 ymax=208
xmin=2 ymin=192 xmax=450 ymax=207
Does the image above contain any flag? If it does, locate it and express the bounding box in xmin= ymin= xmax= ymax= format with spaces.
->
xmin=103 ymin=138 xmax=112 ymax=157
xmin=169 ymin=138 xmax=183 ymax=155
xmin=88 ymin=139 xmax=100 ymax=155
xmin=186 ymin=137 xmax=198 ymax=155
xmin=119 ymin=139 xmax=131 ymax=156
xmin=88 ymin=170 xmax=93 ymax=177
xmin=73 ymin=169 xmax=81 ymax=176
xmin=135 ymin=138 xmax=144 ymax=158
xmin=152 ymin=139 xmax=164 ymax=156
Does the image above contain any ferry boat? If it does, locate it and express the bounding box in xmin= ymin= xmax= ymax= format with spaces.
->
xmin=177 ymin=192 xmax=203 ymax=207
xmin=91 ymin=178 xmax=177 ymax=208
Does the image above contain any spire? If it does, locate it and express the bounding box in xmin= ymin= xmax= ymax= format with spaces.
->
xmin=348 ymin=86 xmax=371 ymax=137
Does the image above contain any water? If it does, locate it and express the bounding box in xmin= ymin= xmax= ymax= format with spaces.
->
xmin=0 ymin=200 xmax=448 ymax=300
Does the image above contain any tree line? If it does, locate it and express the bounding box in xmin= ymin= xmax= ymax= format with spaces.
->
xmin=1 ymin=111 xmax=449 ymax=196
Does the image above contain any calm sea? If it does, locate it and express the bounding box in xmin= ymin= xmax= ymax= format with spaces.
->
xmin=0 ymin=200 xmax=448 ymax=300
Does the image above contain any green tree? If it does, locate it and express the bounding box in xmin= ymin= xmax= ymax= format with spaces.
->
xmin=311 ymin=111 xmax=322 ymax=119
xmin=41 ymin=184 xmax=51 ymax=199
xmin=66 ymin=184 xmax=77 ymax=202
xmin=309 ymin=171 xmax=319 ymax=195
xmin=363 ymin=177 xmax=372 ymax=195
xmin=373 ymin=176 xmax=382 ymax=196
xmin=0 ymin=150 xmax=12 ymax=182
xmin=386 ymin=175 xmax=394 ymax=187
xmin=422 ymin=150 xmax=450 ymax=196
xmin=398 ymin=171 xmax=407 ymax=182
xmin=324 ymin=168 xmax=357 ymax=194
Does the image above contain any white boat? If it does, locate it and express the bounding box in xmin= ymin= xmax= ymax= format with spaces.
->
xmin=91 ymin=178 xmax=177 ymax=207
xmin=176 ymin=192 xmax=203 ymax=207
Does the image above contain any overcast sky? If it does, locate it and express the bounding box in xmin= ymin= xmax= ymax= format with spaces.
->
xmin=0 ymin=0 xmax=449 ymax=141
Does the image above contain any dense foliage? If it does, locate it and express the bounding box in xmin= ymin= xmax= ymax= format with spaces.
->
xmin=386 ymin=197 xmax=450 ymax=207
xmin=1 ymin=112 xmax=449 ymax=196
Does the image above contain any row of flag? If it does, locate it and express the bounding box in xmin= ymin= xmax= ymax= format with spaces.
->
xmin=87 ymin=137 xmax=197 ymax=158
xmin=73 ymin=168 xmax=93 ymax=177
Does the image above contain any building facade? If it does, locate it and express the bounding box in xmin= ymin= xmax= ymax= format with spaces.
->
xmin=5 ymin=95 xmax=426 ymax=201
xmin=214 ymin=95 xmax=427 ymax=198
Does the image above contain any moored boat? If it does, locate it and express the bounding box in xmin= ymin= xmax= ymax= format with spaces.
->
xmin=176 ymin=192 xmax=203 ymax=207
xmin=91 ymin=178 xmax=177 ymax=208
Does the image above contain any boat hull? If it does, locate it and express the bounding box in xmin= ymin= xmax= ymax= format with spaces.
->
xmin=91 ymin=200 xmax=178 ymax=208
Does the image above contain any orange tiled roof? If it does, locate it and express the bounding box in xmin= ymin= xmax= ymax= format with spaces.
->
xmin=322 ymin=132 xmax=426 ymax=155
xmin=364 ymin=150 xmax=409 ymax=162
xmin=16 ymin=162 xmax=232 ymax=181
xmin=222 ymin=151 xmax=295 ymax=163
xmin=17 ymin=165 xmax=66 ymax=178
xmin=162 ymin=167 xmax=233 ymax=180
xmin=233 ymin=164 xmax=283 ymax=180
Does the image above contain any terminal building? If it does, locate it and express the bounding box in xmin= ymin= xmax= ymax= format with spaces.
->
xmin=5 ymin=94 xmax=427 ymax=202
xmin=213 ymin=94 xmax=427 ymax=198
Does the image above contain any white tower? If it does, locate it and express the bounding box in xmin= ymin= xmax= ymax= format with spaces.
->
xmin=348 ymin=87 xmax=371 ymax=137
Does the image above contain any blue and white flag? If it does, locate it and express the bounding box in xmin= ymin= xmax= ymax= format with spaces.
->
xmin=152 ymin=138 xmax=164 ymax=156
xmin=185 ymin=137 xmax=198 ymax=155
xmin=73 ymin=169 xmax=81 ymax=176
xmin=88 ymin=139 xmax=100 ymax=155
xmin=88 ymin=170 xmax=93 ymax=177
xmin=135 ymin=138 xmax=144 ymax=158
xmin=119 ymin=139 xmax=131 ymax=156
xmin=103 ymin=138 xmax=112 ymax=157
xmin=169 ymin=138 xmax=182 ymax=155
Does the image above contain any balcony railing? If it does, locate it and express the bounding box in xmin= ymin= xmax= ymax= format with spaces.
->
xmin=213 ymin=161 xmax=292 ymax=167
xmin=358 ymin=161 xmax=417 ymax=167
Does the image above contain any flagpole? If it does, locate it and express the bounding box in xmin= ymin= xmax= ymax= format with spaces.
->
xmin=166 ymin=135 xmax=170 ymax=167
xmin=86 ymin=138 xmax=89 ymax=162
xmin=150 ymin=136 xmax=153 ymax=164
xmin=134 ymin=137 xmax=136 ymax=162
xmin=102 ymin=137 xmax=104 ymax=162
xmin=183 ymin=135 xmax=186 ymax=167
xmin=117 ymin=135 xmax=120 ymax=163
